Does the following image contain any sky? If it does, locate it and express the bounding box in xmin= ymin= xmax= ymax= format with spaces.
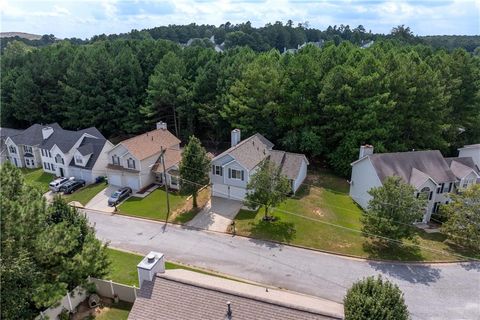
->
xmin=0 ymin=0 xmax=479 ymax=39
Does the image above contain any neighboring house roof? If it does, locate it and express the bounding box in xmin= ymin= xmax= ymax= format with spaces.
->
xmin=269 ymin=150 xmax=309 ymax=180
xmin=213 ymin=133 xmax=274 ymax=171
xmin=119 ymin=128 xmax=181 ymax=161
xmin=68 ymin=137 xmax=107 ymax=170
xmin=367 ymin=150 xmax=457 ymax=184
xmin=458 ymin=144 xmax=480 ymax=150
xmin=129 ymin=271 xmax=337 ymax=320
xmin=9 ymin=123 xmax=62 ymax=146
xmin=445 ymin=157 xmax=480 ymax=178
xmin=39 ymin=125 xmax=104 ymax=153
xmin=151 ymin=149 xmax=182 ymax=173
xmin=0 ymin=127 xmax=23 ymax=152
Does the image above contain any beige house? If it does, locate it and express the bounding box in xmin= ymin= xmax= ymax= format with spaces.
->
xmin=106 ymin=122 xmax=181 ymax=192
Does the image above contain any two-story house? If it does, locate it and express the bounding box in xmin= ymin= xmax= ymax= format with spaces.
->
xmin=106 ymin=122 xmax=181 ymax=192
xmin=349 ymin=145 xmax=480 ymax=223
xmin=210 ymin=129 xmax=309 ymax=201
xmin=0 ymin=127 xmax=23 ymax=164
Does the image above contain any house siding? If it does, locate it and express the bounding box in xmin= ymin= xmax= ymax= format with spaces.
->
xmin=349 ymin=157 xmax=383 ymax=210
xmin=292 ymin=159 xmax=308 ymax=193
xmin=459 ymin=147 xmax=480 ymax=170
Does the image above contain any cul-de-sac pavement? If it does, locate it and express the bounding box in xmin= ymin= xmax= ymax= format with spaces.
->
xmin=85 ymin=209 xmax=480 ymax=320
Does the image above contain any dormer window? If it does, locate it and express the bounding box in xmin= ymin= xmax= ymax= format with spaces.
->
xmin=23 ymin=145 xmax=33 ymax=153
xmin=9 ymin=145 xmax=16 ymax=154
xmin=127 ymin=158 xmax=136 ymax=169
xmin=75 ymin=156 xmax=83 ymax=165
xmin=112 ymin=155 xmax=120 ymax=165
xmin=55 ymin=154 xmax=64 ymax=164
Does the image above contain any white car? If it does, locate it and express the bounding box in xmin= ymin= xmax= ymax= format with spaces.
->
xmin=49 ymin=177 xmax=73 ymax=192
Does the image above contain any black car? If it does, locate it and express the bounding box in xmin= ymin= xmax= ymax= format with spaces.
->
xmin=108 ymin=187 xmax=132 ymax=206
xmin=60 ymin=179 xmax=86 ymax=194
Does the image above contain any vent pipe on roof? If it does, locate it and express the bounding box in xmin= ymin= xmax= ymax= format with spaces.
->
xmin=226 ymin=301 xmax=232 ymax=319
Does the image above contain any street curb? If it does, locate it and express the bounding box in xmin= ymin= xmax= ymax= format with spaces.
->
xmin=82 ymin=208 xmax=477 ymax=265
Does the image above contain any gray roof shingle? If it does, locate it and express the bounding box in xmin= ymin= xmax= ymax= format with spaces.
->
xmin=39 ymin=125 xmax=104 ymax=153
xmin=129 ymin=275 xmax=335 ymax=320
xmin=9 ymin=123 xmax=62 ymax=146
xmin=69 ymin=137 xmax=107 ymax=170
xmin=269 ymin=150 xmax=308 ymax=180
xmin=445 ymin=157 xmax=480 ymax=177
xmin=368 ymin=150 xmax=457 ymax=184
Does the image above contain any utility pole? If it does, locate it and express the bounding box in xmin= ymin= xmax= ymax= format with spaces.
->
xmin=160 ymin=146 xmax=170 ymax=222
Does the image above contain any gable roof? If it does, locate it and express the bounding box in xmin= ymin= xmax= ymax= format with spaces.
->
xmin=118 ymin=128 xmax=181 ymax=161
xmin=129 ymin=270 xmax=339 ymax=320
xmin=69 ymin=137 xmax=107 ymax=170
xmin=367 ymin=150 xmax=457 ymax=184
xmin=269 ymin=150 xmax=309 ymax=180
xmin=0 ymin=127 xmax=23 ymax=151
xmin=9 ymin=123 xmax=62 ymax=146
xmin=445 ymin=157 xmax=480 ymax=178
xmin=39 ymin=125 xmax=104 ymax=153
xmin=213 ymin=133 xmax=274 ymax=170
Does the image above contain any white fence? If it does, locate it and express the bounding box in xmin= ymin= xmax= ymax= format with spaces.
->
xmin=37 ymin=278 xmax=138 ymax=319
xmin=37 ymin=286 xmax=87 ymax=320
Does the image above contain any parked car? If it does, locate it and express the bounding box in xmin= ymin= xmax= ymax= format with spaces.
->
xmin=108 ymin=187 xmax=132 ymax=206
xmin=60 ymin=179 xmax=86 ymax=194
xmin=49 ymin=177 xmax=71 ymax=192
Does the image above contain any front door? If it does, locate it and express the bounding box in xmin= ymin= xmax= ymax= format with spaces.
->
xmin=59 ymin=167 xmax=64 ymax=177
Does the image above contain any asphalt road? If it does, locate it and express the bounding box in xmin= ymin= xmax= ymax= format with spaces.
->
xmin=85 ymin=210 xmax=480 ymax=320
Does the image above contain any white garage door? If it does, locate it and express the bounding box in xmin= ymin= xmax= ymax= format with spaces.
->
xmin=229 ymin=186 xmax=246 ymax=201
xmin=212 ymin=184 xmax=229 ymax=198
xmin=108 ymin=174 xmax=122 ymax=187
xmin=126 ymin=176 xmax=140 ymax=191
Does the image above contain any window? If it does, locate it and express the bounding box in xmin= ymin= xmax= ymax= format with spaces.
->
xmin=75 ymin=156 xmax=83 ymax=165
xmin=41 ymin=149 xmax=45 ymax=156
xmin=212 ymin=165 xmax=223 ymax=176
xmin=432 ymin=202 xmax=440 ymax=214
xmin=419 ymin=187 xmax=431 ymax=200
xmin=23 ymin=145 xmax=32 ymax=153
xmin=48 ymin=150 xmax=52 ymax=158
xmin=55 ymin=154 xmax=64 ymax=164
xmin=112 ymin=155 xmax=120 ymax=165
xmin=127 ymin=158 xmax=135 ymax=169
xmin=25 ymin=159 xmax=30 ymax=166
xmin=437 ymin=183 xmax=444 ymax=194
xmin=51 ymin=164 xmax=55 ymax=171
xmin=447 ymin=182 xmax=453 ymax=193
xmin=43 ymin=162 xmax=47 ymax=169
xmin=9 ymin=145 xmax=16 ymax=154
xmin=229 ymin=168 xmax=244 ymax=181
xmin=171 ymin=175 xmax=179 ymax=186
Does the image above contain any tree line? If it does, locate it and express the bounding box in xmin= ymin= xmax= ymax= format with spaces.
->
xmin=1 ymin=37 xmax=479 ymax=176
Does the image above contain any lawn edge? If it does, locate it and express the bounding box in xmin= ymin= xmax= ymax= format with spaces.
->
xmin=85 ymin=208 xmax=474 ymax=264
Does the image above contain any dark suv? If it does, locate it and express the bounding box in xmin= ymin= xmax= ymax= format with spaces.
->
xmin=108 ymin=187 xmax=132 ymax=206
xmin=60 ymin=179 xmax=86 ymax=194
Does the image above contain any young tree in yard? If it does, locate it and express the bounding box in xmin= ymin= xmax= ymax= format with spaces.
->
xmin=344 ymin=275 xmax=409 ymax=320
xmin=179 ymin=136 xmax=211 ymax=208
xmin=0 ymin=163 xmax=109 ymax=320
xmin=441 ymin=184 xmax=480 ymax=252
xmin=245 ymin=159 xmax=291 ymax=220
xmin=362 ymin=176 xmax=425 ymax=243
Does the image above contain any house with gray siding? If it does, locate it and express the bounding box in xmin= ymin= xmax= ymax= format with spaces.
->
xmin=349 ymin=145 xmax=479 ymax=223
xmin=210 ymin=129 xmax=309 ymax=201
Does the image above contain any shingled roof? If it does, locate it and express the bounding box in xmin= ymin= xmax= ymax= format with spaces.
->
xmin=445 ymin=157 xmax=480 ymax=178
xmin=129 ymin=270 xmax=340 ymax=320
xmin=269 ymin=150 xmax=309 ymax=180
xmin=367 ymin=150 xmax=457 ymax=184
xmin=39 ymin=125 xmax=104 ymax=153
xmin=9 ymin=123 xmax=62 ymax=146
xmin=69 ymin=137 xmax=107 ymax=170
xmin=119 ymin=128 xmax=180 ymax=161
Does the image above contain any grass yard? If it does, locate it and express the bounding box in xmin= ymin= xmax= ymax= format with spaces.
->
xmin=233 ymin=169 xmax=479 ymax=262
xmin=63 ymin=183 xmax=106 ymax=206
xmin=106 ymin=248 xmax=231 ymax=287
xmin=118 ymin=189 xmax=187 ymax=221
xmin=21 ymin=168 xmax=53 ymax=193
xmin=94 ymin=301 xmax=132 ymax=320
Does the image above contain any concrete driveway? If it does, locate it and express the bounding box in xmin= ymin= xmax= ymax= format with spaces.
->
xmin=186 ymin=196 xmax=243 ymax=232
xmin=84 ymin=186 xmax=117 ymax=213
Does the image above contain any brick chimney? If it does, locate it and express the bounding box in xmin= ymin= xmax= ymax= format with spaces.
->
xmin=359 ymin=145 xmax=374 ymax=159
xmin=137 ymin=251 xmax=165 ymax=288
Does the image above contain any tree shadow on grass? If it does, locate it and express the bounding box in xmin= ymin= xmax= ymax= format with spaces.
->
xmin=247 ymin=216 xmax=297 ymax=245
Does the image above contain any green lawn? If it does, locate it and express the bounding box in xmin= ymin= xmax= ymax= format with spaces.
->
xmin=94 ymin=301 xmax=132 ymax=320
xmin=233 ymin=170 xmax=479 ymax=262
xmin=118 ymin=189 xmax=187 ymax=221
xmin=63 ymin=183 xmax=106 ymax=206
xmin=106 ymin=248 xmax=224 ymax=287
xmin=21 ymin=168 xmax=54 ymax=193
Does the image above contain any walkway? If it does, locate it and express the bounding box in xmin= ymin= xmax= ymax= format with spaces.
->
xmin=186 ymin=196 xmax=243 ymax=232
xmin=85 ymin=209 xmax=480 ymax=320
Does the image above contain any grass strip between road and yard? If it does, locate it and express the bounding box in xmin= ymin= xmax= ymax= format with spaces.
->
xmin=106 ymin=248 xmax=240 ymax=287
xmin=63 ymin=183 xmax=107 ymax=206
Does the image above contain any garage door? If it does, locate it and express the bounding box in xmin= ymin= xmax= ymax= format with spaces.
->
xmin=212 ymin=184 xmax=229 ymax=198
xmin=108 ymin=174 xmax=122 ymax=187
xmin=229 ymin=186 xmax=246 ymax=201
xmin=126 ymin=176 xmax=140 ymax=191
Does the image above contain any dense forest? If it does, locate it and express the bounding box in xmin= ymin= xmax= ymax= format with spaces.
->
xmin=1 ymin=24 xmax=479 ymax=176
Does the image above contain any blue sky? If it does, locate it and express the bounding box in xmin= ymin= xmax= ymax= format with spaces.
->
xmin=1 ymin=0 xmax=479 ymax=39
